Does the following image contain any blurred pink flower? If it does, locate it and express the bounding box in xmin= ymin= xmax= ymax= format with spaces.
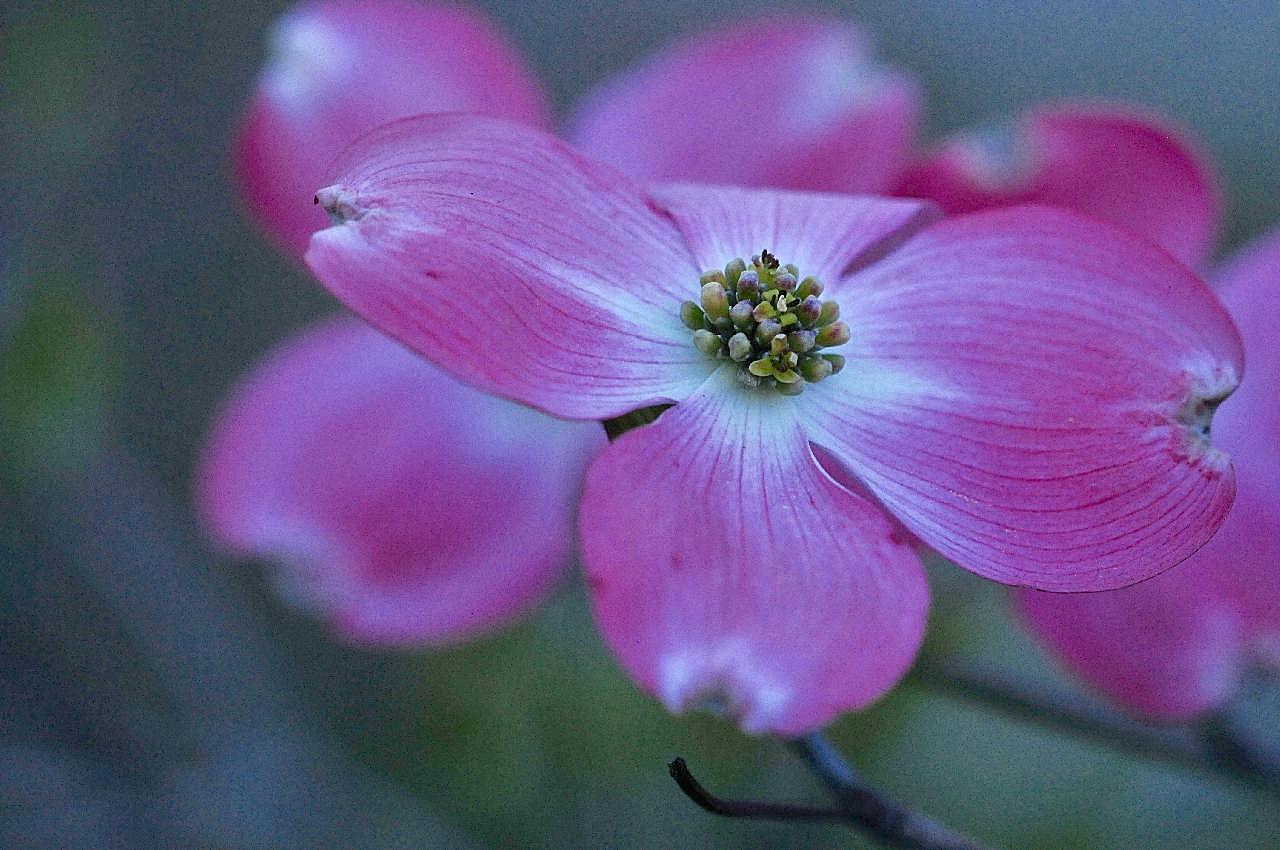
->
xmin=1016 ymin=227 xmax=1280 ymax=720
xmin=566 ymin=14 xmax=921 ymax=196
xmin=569 ymin=14 xmax=1220 ymax=268
xmin=235 ymin=0 xmax=550 ymax=257
xmin=892 ymin=105 xmax=1220 ymax=268
xmin=197 ymin=316 xmax=603 ymax=647
xmin=303 ymin=114 xmax=1240 ymax=733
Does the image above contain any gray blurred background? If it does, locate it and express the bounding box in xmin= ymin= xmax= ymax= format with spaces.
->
xmin=3 ymin=1 xmax=1279 ymax=847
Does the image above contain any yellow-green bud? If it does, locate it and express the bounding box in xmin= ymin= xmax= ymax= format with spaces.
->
xmin=755 ymin=318 xmax=782 ymax=347
xmin=730 ymin=300 xmax=754 ymax=330
xmin=692 ymin=329 xmax=724 ymax=356
xmin=817 ymin=300 xmax=840 ymax=327
xmin=796 ymin=276 xmax=824 ymax=298
xmin=799 ymin=355 xmax=833 ymax=382
xmin=787 ymin=329 xmax=816 ymax=353
xmin=679 ymin=301 xmax=705 ymax=330
xmin=724 ymin=257 xmax=747 ymax=287
xmin=816 ymin=321 xmax=850 ymax=347
xmin=700 ymin=282 xmax=730 ymax=321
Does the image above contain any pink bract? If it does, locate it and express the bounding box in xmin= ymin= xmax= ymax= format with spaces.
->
xmin=234 ymin=0 xmax=550 ymax=258
xmin=568 ymin=12 xmax=921 ymax=195
xmin=303 ymin=114 xmax=1242 ymax=733
xmin=196 ymin=315 xmax=603 ymax=646
xmin=893 ymin=104 xmax=1221 ymax=268
xmin=1017 ymin=226 xmax=1280 ymax=720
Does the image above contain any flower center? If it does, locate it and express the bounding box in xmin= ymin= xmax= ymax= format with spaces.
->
xmin=680 ymin=249 xmax=849 ymax=395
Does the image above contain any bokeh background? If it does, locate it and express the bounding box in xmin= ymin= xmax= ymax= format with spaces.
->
xmin=4 ymin=1 xmax=1280 ymax=847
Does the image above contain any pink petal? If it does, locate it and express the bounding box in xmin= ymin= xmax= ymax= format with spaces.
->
xmin=234 ymin=0 xmax=551 ymax=258
xmin=1014 ymin=225 xmax=1280 ymax=718
xmin=580 ymin=367 xmax=929 ymax=736
xmin=894 ymin=103 xmax=1221 ymax=267
xmin=800 ymin=206 xmax=1242 ymax=591
xmin=305 ymin=114 xmax=714 ymax=420
xmin=195 ymin=316 xmax=604 ymax=647
xmin=652 ymin=183 xmax=937 ymax=283
xmin=1015 ymin=572 xmax=1246 ymax=720
xmin=1013 ymin=485 xmax=1269 ymax=719
xmin=568 ymin=13 xmax=920 ymax=194
xmin=1208 ymin=227 xmax=1280 ymax=649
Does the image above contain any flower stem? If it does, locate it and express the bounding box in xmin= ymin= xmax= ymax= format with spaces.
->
xmin=667 ymin=758 xmax=853 ymax=823
xmin=669 ymin=745 xmax=990 ymax=849
xmin=787 ymin=731 xmax=992 ymax=850
xmin=1198 ymin=708 xmax=1280 ymax=786
xmin=912 ymin=656 xmax=1280 ymax=793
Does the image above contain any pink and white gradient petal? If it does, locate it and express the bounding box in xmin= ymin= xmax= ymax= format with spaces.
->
xmin=568 ymin=13 xmax=920 ymax=194
xmin=652 ymin=183 xmax=937 ymax=283
xmin=801 ymin=206 xmax=1242 ymax=592
xmin=235 ymin=0 xmax=551 ymax=258
xmin=580 ymin=367 xmax=929 ymax=736
xmin=196 ymin=316 xmax=603 ymax=647
xmin=306 ymin=115 xmax=715 ymax=420
xmin=1016 ymin=225 xmax=1280 ymax=718
xmin=893 ymin=104 xmax=1220 ymax=268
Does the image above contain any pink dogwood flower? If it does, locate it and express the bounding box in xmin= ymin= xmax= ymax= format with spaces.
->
xmin=303 ymin=113 xmax=1241 ymax=734
xmin=206 ymin=0 xmax=600 ymax=647
xmin=226 ymin=1 xmax=1249 ymax=728
xmin=197 ymin=315 xmax=603 ymax=646
xmin=1016 ymin=227 xmax=1280 ymax=720
xmin=568 ymin=13 xmax=1220 ymax=268
xmin=565 ymin=11 xmax=1262 ymax=721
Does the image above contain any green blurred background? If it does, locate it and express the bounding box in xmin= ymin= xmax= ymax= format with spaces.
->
xmin=3 ymin=1 xmax=1279 ymax=847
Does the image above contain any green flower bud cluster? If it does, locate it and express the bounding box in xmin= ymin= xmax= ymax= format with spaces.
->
xmin=679 ymin=249 xmax=849 ymax=395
